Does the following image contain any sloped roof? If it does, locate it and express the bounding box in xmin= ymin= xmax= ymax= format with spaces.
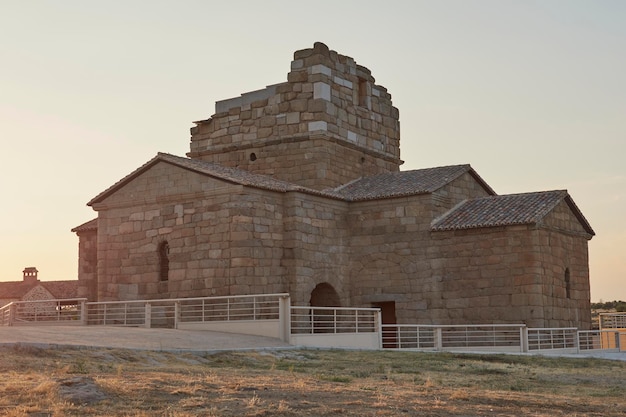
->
xmin=41 ymin=281 xmax=79 ymax=299
xmin=88 ymin=153 xmax=329 ymax=206
xmin=0 ymin=280 xmax=78 ymax=302
xmin=71 ymin=218 xmax=98 ymax=233
xmin=89 ymin=154 xmax=492 ymax=206
xmin=331 ymin=164 xmax=495 ymax=201
xmin=0 ymin=281 xmax=33 ymax=300
xmin=431 ymin=190 xmax=595 ymax=235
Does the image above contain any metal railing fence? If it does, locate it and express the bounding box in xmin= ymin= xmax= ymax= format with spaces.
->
xmin=85 ymin=293 xmax=288 ymax=328
xmin=600 ymin=313 xmax=626 ymax=329
xmin=290 ymin=306 xmax=379 ymax=334
xmin=382 ymin=324 xmax=525 ymax=351
xmin=0 ymin=299 xmax=87 ymax=326
xmin=0 ymin=303 xmax=12 ymax=326
xmin=1 ymin=295 xmax=625 ymax=354
xmin=578 ymin=329 xmax=622 ymax=351
xmin=527 ymin=327 xmax=578 ymax=351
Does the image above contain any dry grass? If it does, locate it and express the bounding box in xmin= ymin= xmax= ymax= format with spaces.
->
xmin=0 ymin=344 xmax=624 ymax=416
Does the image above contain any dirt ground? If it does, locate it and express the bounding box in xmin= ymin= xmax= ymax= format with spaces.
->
xmin=0 ymin=344 xmax=624 ymax=416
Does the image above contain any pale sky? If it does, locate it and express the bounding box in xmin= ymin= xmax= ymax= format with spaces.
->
xmin=1 ymin=1 xmax=624 ymax=301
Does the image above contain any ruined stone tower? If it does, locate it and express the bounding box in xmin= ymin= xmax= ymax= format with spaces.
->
xmin=188 ymin=42 xmax=402 ymax=190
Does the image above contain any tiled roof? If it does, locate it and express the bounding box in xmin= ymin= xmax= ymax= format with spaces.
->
xmin=41 ymin=281 xmax=79 ymax=299
xmin=87 ymin=155 xmax=492 ymax=206
xmin=0 ymin=280 xmax=78 ymax=302
xmin=331 ymin=165 xmax=495 ymax=201
xmin=431 ymin=190 xmax=595 ymax=235
xmin=88 ymin=153 xmax=336 ymax=206
xmin=0 ymin=281 xmax=33 ymax=300
xmin=71 ymin=218 xmax=97 ymax=233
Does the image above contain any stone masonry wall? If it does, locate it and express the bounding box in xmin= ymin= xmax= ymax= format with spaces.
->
xmin=348 ymin=195 xmax=428 ymax=316
xmin=428 ymin=226 xmax=546 ymax=326
xmin=346 ymin=172 xmax=495 ymax=324
xmin=424 ymin=198 xmax=593 ymax=329
xmin=75 ymin=229 xmax=98 ymax=301
xmin=188 ymin=42 xmax=401 ymax=190
xmin=535 ymin=201 xmax=592 ymax=328
xmin=282 ymin=193 xmax=350 ymax=305
xmin=93 ymin=162 xmax=287 ymax=301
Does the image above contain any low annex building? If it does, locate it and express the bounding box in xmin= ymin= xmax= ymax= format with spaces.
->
xmin=73 ymin=43 xmax=595 ymax=329
xmin=0 ymin=267 xmax=78 ymax=307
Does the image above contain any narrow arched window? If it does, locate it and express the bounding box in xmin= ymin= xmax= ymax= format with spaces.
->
xmin=564 ymin=268 xmax=571 ymax=299
xmin=158 ymin=241 xmax=169 ymax=281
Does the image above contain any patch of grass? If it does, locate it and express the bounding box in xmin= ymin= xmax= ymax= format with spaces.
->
xmin=0 ymin=345 xmax=624 ymax=416
xmin=317 ymin=374 xmax=353 ymax=383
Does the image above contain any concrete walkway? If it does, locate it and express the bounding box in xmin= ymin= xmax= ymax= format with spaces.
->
xmin=0 ymin=325 xmax=291 ymax=352
xmin=1 ymin=325 xmax=624 ymax=361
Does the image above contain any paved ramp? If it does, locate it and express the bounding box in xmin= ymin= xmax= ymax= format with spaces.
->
xmin=0 ymin=326 xmax=291 ymax=352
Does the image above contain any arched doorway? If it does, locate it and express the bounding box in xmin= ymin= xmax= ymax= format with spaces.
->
xmin=309 ymin=283 xmax=341 ymax=333
xmin=309 ymin=283 xmax=341 ymax=307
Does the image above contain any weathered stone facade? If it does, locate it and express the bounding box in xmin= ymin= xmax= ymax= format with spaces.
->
xmin=188 ymin=42 xmax=401 ymax=190
xmin=75 ymin=43 xmax=594 ymax=328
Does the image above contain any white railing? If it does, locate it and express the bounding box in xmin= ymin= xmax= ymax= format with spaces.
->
xmin=86 ymin=293 xmax=289 ymax=329
xmin=527 ymin=327 xmax=578 ymax=352
xmin=0 ymin=303 xmax=12 ymax=326
xmin=290 ymin=306 xmax=379 ymax=334
xmin=600 ymin=313 xmax=626 ymax=329
xmin=382 ymin=324 xmax=525 ymax=352
xmin=86 ymin=300 xmax=148 ymax=327
xmin=0 ymin=299 xmax=87 ymax=326
xmin=2 ymin=295 xmax=625 ymax=354
xmin=178 ymin=295 xmax=281 ymax=323
xmin=578 ymin=329 xmax=622 ymax=351
xmin=289 ymin=306 xmax=381 ymax=349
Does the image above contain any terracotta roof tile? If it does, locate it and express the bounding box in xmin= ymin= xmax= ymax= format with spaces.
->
xmin=331 ymin=165 xmax=493 ymax=201
xmin=71 ymin=218 xmax=97 ymax=233
xmin=41 ymin=281 xmax=79 ymax=299
xmin=0 ymin=280 xmax=78 ymax=301
xmin=0 ymin=281 xmax=34 ymax=299
xmin=88 ymin=153 xmax=340 ymax=205
xmin=88 ymin=154 xmax=500 ymax=207
xmin=431 ymin=190 xmax=594 ymax=234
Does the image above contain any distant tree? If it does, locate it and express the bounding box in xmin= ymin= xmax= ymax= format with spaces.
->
xmin=591 ymin=300 xmax=626 ymax=311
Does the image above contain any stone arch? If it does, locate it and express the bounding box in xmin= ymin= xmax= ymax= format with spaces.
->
xmin=310 ymin=282 xmax=341 ymax=307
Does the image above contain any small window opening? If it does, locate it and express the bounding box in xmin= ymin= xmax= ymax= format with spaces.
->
xmin=158 ymin=241 xmax=169 ymax=281
xmin=358 ymin=77 xmax=369 ymax=108
xmin=565 ymin=268 xmax=571 ymax=299
xmin=360 ymin=156 xmax=365 ymax=164
xmin=249 ymin=152 xmax=257 ymax=162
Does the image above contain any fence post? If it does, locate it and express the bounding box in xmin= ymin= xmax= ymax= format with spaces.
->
xmin=435 ymin=327 xmax=443 ymax=351
xmin=80 ymin=300 xmax=87 ymax=325
xmin=279 ymin=295 xmax=291 ymax=343
xmin=145 ymin=303 xmax=152 ymax=329
xmin=521 ymin=326 xmax=528 ymax=352
xmin=174 ymin=301 xmax=181 ymax=329
xmin=376 ymin=310 xmax=383 ymax=350
xmin=9 ymin=304 xmax=16 ymax=327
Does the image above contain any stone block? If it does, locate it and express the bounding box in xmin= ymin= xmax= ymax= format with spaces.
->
xmin=313 ymin=82 xmax=331 ymax=101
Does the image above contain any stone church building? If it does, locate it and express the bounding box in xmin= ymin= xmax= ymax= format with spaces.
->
xmin=73 ymin=42 xmax=595 ymax=329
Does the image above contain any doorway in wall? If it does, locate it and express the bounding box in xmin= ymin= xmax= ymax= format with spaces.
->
xmin=372 ymin=301 xmax=397 ymax=348
xmin=309 ymin=283 xmax=340 ymax=333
